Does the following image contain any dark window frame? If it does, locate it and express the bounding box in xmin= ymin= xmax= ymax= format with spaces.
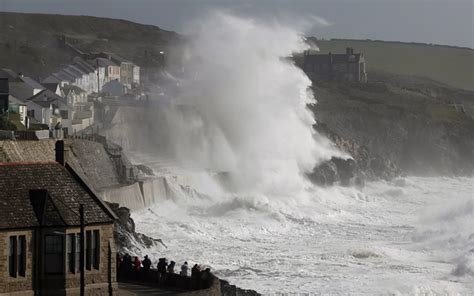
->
xmin=92 ymin=230 xmax=100 ymax=270
xmin=86 ymin=231 xmax=92 ymax=270
xmin=44 ymin=235 xmax=64 ymax=274
xmin=18 ymin=235 xmax=26 ymax=277
xmin=75 ymin=233 xmax=81 ymax=273
xmin=9 ymin=236 xmax=17 ymax=278
xmin=67 ymin=234 xmax=76 ymax=273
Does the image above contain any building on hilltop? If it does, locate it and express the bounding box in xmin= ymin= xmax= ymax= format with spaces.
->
xmin=0 ymin=141 xmax=118 ymax=295
xmin=303 ymin=47 xmax=368 ymax=83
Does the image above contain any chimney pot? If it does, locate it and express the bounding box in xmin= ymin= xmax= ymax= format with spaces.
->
xmin=55 ymin=140 xmax=69 ymax=166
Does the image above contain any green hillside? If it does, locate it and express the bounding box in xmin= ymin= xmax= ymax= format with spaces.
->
xmin=309 ymin=38 xmax=474 ymax=91
xmin=0 ymin=12 xmax=180 ymax=80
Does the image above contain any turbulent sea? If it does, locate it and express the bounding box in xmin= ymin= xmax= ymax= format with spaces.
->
xmin=128 ymin=153 xmax=474 ymax=295
xmin=106 ymin=11 xmax=473 ymax=295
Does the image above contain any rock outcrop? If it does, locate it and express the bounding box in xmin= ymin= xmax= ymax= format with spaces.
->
xmin=309 ymin=75 xmax=474 ymax=183
xmin=106 ymin=202 xmax=166 ymax=254
xmin=220 ymin=280 xmax=261 ymax=296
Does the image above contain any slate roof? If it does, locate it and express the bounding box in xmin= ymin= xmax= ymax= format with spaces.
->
xmin=42 ymin=83 xmax=60 ymax=92
xmin=21 ymin=77 xmax=45 ymax=91
xmin=41 ymin=75 xmax=61 ymax=84
xmin=95 ymin=58 xmax=118 ymax=67
xmin=8 ymin=82 xmax=35 ymax=101
xmin=0 ymin=162 xmax=116 ymax=230
xmin=73 ymin=58 xmax=95 ymax=74
xmin=62 ymin=84 xmax=86 ymax=96
xmin=8 ymin=95 xmax=26 ymax=106
xmin=109 ymin=54 xmax=132 ymax=64
xmin=55 ymin=71 xmax=76 ymax=82
xmin=0 ymin=68 xmax=18 ymax=80
xmin=29 ymin=89 xmax=71 ymax=110
xmin=63 ymin=67 xmax=83 ymax=79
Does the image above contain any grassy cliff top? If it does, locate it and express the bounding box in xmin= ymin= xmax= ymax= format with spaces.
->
xmin=308 ymin=38 xmax=474 ymax=91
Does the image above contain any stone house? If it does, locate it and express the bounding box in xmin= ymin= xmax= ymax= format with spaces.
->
xmin=0 ymin=141 xmax=118 ymax=295
xmin=303 ymin=47 xmax=368 ymax=83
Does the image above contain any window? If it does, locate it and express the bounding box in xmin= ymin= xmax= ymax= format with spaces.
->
xmin=9 ymin=236 xmax=17 ymax=277
xmin=67 ymin=234 xmax=76 ymax=273
xmin=86 ymin=231 xmax=92 ymax=270
xmin=60 ymin=110 xmax=69 ymax=119
xmin=27 ymin=109 xmax=35 ymax=118
xmin=44 ymin=235 xmax=64 ymax=274
xmin=92 ymin=230 xmax=100 ymax=270
xmin=76 ymin=233 xmax=81 ymax=273
xmin=18 ymin=236 xmax=26 ymax=277
xmin=8 ymin=236 xmax=26 ymax=277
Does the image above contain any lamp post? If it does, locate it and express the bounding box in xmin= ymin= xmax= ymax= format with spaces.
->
xmin=79 ymin=204 xmax=85 ymax=296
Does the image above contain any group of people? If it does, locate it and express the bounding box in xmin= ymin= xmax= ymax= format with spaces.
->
xmin=117 ymin=253 xmax=212 ymax=288
xmin=117 ymin=253 xmax=153 ymax=279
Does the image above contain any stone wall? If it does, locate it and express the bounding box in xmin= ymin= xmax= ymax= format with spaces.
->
xmin=0 ymin=140 xmax=55 ymax=162
xmin=66 ymin=139 xmax=120 ymax=190
xmin=0 ymin=230 xmax=34 ymax=296
xmin=40 ymin=224 xmax=117 ymax=295
xmin=0 ymin=224 xmax=117 ymax=296
xmin=99 ymin=183 xmax=144 ymax=211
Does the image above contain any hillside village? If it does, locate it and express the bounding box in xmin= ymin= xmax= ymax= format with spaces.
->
xmin=0 ymin=48 xmax=144 ymax=139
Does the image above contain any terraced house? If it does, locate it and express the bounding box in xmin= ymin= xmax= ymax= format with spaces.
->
xmin=0 ymin=141 xmax=118 ymax=295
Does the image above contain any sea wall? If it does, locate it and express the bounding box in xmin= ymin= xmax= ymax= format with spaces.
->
xmin=99 ymin=183 xmax=145 ymax=211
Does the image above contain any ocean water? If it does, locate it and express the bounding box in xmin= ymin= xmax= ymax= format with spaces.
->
xmin=129 ymin=153 xmax=473 ymax=295
xmin=104 ymin=12 xmax=473 ymax=295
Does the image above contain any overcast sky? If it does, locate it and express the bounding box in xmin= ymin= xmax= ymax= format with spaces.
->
xmin=1 ymin=0 xmax=473 ymax=48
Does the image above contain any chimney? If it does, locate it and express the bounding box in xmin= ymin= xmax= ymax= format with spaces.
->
xmin=346 ymin=47 xmax=351 ymax=55
xmin=55 ymin=140 xmax=69 ymax=166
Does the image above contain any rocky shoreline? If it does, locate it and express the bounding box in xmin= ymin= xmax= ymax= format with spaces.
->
xmin=307 ymin=74 xmax=474 ymax=186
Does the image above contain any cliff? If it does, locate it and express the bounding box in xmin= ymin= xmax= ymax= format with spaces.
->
xmin=309 ymin=74 xmax=474 ymax=185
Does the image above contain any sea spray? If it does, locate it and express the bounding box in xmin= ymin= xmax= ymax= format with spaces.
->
xmin=107 ymin=11 xmax=343 ymax=199
xmin=169 ymin=12 xmax=342 ymax=197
